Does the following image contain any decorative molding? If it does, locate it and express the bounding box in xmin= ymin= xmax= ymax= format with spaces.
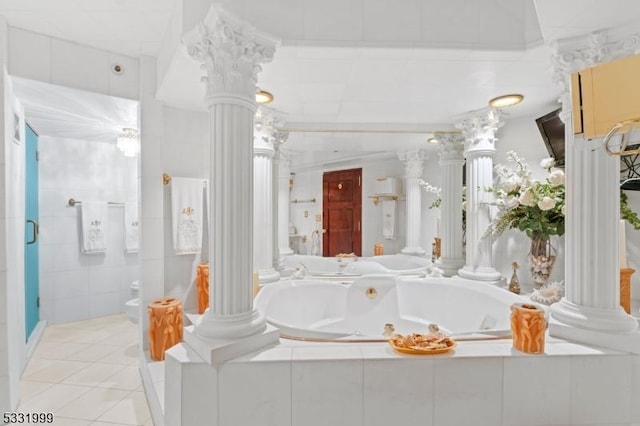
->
xmin=184 ymin=4 xmax=279 ymax=104
xmin=455 ymin=108 xmax=503 ymax=153
xmin=398 ymin=149 xmax=428 ymax=178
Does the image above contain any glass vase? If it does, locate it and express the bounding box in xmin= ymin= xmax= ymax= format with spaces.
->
xmin=528 ymin=234 xmax=556 ymax=289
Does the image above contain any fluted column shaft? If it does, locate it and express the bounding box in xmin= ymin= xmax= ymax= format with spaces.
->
xmin=457 ymin=109 xmax=502 ymax=283
xmin=254 ymin=144 xmax=279 ymax=283
xmin=185 ymin=5 xmax=277 ymax=338
xmin=253 ymin=113 xmax=281 ymax=284
xmin=398 ymin=150 xmax=427 ymax=255
xmin=277 ymin=150 xmax=293 ymax=257
xmin=549 ymin=36 xmax=638 ymax=333
xmin=435 ymin=135 xmax=465 ymax=276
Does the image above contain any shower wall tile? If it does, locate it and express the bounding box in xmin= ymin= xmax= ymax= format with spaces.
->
xmin=570 ymin=354 xmax=632 ymax=424
xmin=50 ymin=39 xmax=109 ymax=95
xmin=433 ymin=357 xmax=503 ymax=426
xmin=53 ymin=215 xmax=79 ymax=245
xmin=8 ymin=28 xmax=52 ymax=83
xmin=503 ymin=356 xmax=571 ymax=425
xmin=108 ymin=53 xmax=139 ymax=100
xmin=364 ymin=357 xmax=434 ymax=426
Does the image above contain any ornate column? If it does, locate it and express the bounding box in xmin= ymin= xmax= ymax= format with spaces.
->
xmin=548 ymin=29 xmax=639 ymax=351
xmin=185 ymin=5 xmax=278 ymax=340
xmin=457 ymin=109 xmax=503 ymax=283
xmin=253 ymin=110 xmax=280 ymax=283
xmin=434 ymin=134 xmax=466 ymax=276
xmin=276 ymin=147 xmax=293 ymax=259
xmin=398 ymin=150 xmax=427 ymax=255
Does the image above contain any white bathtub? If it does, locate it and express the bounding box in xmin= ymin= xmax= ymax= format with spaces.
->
xmin=255 ymin=275 xmax=532 ymax=339
xmin=282 ymin=253 xmax=431 ymax=277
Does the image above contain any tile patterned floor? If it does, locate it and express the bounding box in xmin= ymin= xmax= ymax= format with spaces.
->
xmin=18 ymin=314 xmax=154 ymax=425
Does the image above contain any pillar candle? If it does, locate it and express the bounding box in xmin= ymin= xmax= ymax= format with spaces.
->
xmin=619 ymin=219 xmax=627 ymax=269
xmin=436 ymin=217 xmax=441 ymax=238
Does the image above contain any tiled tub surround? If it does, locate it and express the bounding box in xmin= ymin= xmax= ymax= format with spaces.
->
xmin=163 ymin=331 xmax=640 ymax=426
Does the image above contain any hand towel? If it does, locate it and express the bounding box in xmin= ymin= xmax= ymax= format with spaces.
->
xmin=81 ymin=201 xmax=108 ymax=254
xmin=124 ymin=202 xmax=139 ymax=253
xmin=382 ymin=199 xmax=396 ymax=240
xmin=171 ymin=177 xmax=205 ymax=255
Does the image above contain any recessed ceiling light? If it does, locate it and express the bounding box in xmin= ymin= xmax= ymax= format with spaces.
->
xmin=256 ymin=90 xmax=274 ymax=104
xmin=489 ymin=94 xmax=524 ymax=108
xmin=427 ymin=137 xmax=438 ymax=144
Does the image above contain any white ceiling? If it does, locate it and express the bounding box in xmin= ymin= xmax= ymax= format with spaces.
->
xmin=0 ymin=0 xmax=177 ymax=57
xmin=3 ymin=0 xmax=640 ymax=154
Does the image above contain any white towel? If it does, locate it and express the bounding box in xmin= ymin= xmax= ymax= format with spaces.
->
xmin=81 ymin=201 xmax=108 ymax=254
xmin=124 ymin=202 xmax=139 ymax=253
xmin=172 ymin=177 xmax=205 ymax=255
xmin=382 ymin=199 xmax=396 ymax=240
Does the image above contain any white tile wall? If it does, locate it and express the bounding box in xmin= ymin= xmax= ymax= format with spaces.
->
xmin=364 ymin=358 xmax=434 ymax=426
xmin=570 ymin=355 xmax=633 ymax=425
xmin=167 ymin=338 xmax=640 ymax=426
xmin=50 ymin=39 xmax=110 ymax=95
xmin=292 ymin=359 xmax=363 ymax=426
xmin=434 ymin=357 xmax=503 ymax=426
xmin=38 ymin=136 xmax=139 ymax=323
xmin=8 ymin=28 xmax=52 ymax=83
xmin=503 ymin=356 xmax=571 ymax=425
xmin=219 ymin=361 xmax=291 ymax=426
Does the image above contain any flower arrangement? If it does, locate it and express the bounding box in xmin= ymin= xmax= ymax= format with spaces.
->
xmin=484 ymin=151 xmax=565 ymax=241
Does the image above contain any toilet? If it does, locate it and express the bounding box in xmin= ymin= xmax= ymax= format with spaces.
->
xmin=125 ymin=280 xmax=140 ymax=323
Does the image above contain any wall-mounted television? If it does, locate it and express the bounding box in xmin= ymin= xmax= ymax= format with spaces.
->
xmin=535 ymin=108 xmax=565 ymax=167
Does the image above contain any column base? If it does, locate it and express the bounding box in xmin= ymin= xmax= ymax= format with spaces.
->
xmin=549 ymin=304 xmax=640 ymax=354
xmin=258 ymin=268 xmax=280 ymax=284
xmin=401 ymin=246 xmax=426 ymax=256
xmin=549 ymin=298 xmax=638 ymax=333
xmin=185 ymin=317 xmax=280 ymax=366
xmin=195 ymin=308 xmax=266 ymax=340
xmin=457 ymin=265 xmax=503 ymax=284
xmin=435 ymin=257 xmax=465 ymax=277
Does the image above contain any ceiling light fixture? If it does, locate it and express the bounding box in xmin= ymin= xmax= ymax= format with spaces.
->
xmin=256 ymin=90 xmax=274 ymax=104
xmin=427 ymin=137 xmax=438 ymax=144
xmin=489 ymin=94 xmax=524 ymax=108
xmin=116 ymin=128 xmax=139 ymax=157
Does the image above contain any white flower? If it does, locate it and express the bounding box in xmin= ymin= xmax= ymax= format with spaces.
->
xmin=462 ymin=201 xmax=467 ymax=211
xmin=561 ymin=204 xmax=566 ymax=216
xmin=501 ymin=178 xmax=518 ymax=193
xmin=548 ymin=169 xmax=565 ymax=187
xmin=540 ymin=157 xmax=555 ymax=170
xmin=538 ymin=196 xmax=556 ymax=211
xmin=518 ymin=189 xmax=535 ymax=207
xmin=505 ymin=196 xmax=519 ymax=209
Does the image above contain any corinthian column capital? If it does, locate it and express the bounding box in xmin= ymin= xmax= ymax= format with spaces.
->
xmin=456 ymin=108 xmax=503 ymax=155
xmin=435 ymin=133 xmax=465 ymax=164
xmin=184 ymin=4 xmax=279 ymax=106
xmin=398 ymin=149 xmax=428 ymax=178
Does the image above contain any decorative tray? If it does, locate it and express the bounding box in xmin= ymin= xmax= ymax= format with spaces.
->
xmin=388 ymin=333 xmax=457 ymax=355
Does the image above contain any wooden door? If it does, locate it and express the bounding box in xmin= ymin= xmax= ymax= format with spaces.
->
xmin=322 ymin=168 xmax=362 ymax=257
